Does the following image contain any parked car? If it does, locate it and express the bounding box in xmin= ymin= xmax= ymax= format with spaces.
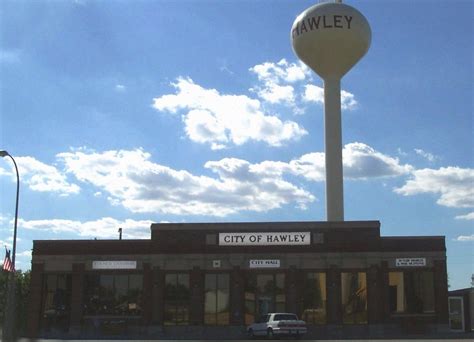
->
xmin=247 ymin=313 xmax=307 ymax=339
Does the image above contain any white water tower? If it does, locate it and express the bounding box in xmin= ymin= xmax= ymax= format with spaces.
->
xmin=291 ymin=0 xmax=371 ymax=221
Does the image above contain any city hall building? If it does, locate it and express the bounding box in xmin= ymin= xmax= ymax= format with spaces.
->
xmin=26 ymin=220 xmax=449 ymax=339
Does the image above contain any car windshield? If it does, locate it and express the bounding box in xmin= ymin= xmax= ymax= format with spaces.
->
xmin=274 ymin=314 xmax=298 ymax=321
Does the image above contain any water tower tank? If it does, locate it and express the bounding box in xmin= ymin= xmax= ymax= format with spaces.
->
xmin=290 ymin=1 xmax=371 ymax=221
xmin=291 ymin=2 xmax=371 ymax=79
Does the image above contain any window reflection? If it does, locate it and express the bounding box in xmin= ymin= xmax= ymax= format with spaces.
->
xmin=275 ymin=274 xmax=285 ymax=313
xmin=164 ymin=273 xmax=190 ymax=325
xmin=302 ymin=272 xmax=327 ymax=324
xmin=40 ymin=274 xmax=72 ymax=333
xmin=389 ymin=272 xmax=405 ymax=313
xmin=389 ymin=271 xmax=434 ymax=314
xmin=341 ymin=272 xmax=367 ymax=324
xmin=204 ymin=273 xmax=230 ymax=325
xmin=244 ymin=275 xmax=257 ymax=325
xmin=83 ymin=274 xmax=143 ymax=316
xmin=244 ymin=273 xmax=285 ymax=324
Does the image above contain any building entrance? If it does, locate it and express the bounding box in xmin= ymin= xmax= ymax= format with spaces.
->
xmin=244 ymin=273 xmax=285 ymax=324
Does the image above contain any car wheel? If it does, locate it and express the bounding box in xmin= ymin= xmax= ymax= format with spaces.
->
xmin=247 ymin=328 xmax=255 ymax=339
xmin=266 ymin=328 xmax=274 ymax=339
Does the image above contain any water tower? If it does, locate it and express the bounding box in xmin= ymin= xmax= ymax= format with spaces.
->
xmin=291 ymin=0 xmax=371 ymax=221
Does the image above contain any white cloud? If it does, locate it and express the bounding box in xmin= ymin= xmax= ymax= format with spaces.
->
xmin=302 ymin=84 xmax=358 ymax=110
xmin=394 ymin=167 xmax=474 ymax=208
xmin=455 ymin=212 xmax=474 ymax=221
xmin=16 ymin=250 xmax=32 ymax=258
xmin=0 ymin=239 xmax=12 ymax=249
xmin=204 ymin=158 xmax=315 ymax=211
xmin=454 ymin=235 xmax=474 ymax=242
xmin=341 ymin=90 xmax=358 ymax=110
xmin=249 ymin=59 xmax=310 ymax=105
xmin=153 ymin=77 xmax=307 ymax=149
xmin=58 ymin=149 xmax=315 ymax=216
xmin=254 ymin=142 xmax=411 ymax=182
xmin=343 ymin=143 xmax=413 ymax=179
xmin=250 ymin=59 xmax=310 ymax=84
xmin=414 ymin=148 xmax=438 ymax=162
xmin=115 ymin=84 xmax=126 ymax=92
xmin=303 ymin=84 xmax=324 ymax=105
xmin=19 ymin=217 xmax=153 ymax=239
xmin=0 ymin=156 xmax=80 ymax=196
xmin=256 ymin=83 xmax=295 ymax=105
xmin=397 ymin=148 xmax=408 ymax=157
xmin=56 ymin=144 xmax=406 ymax=217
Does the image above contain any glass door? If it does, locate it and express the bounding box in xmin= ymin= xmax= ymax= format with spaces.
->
xmin=449 ymin=296 xmax=464 ymax=332
xmin=256 ymin=275 xmax=275 ymax=317
xmin=244 ymin=273 xmax=285 ymax=324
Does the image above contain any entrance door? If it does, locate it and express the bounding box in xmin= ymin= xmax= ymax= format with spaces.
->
xmin=449 ymin=296 xmax=464 ymax=332
xmin=256 ymin=274 xmax=275 ymax=317
xmin=244 ymin=273 xmax=285 ymax=324
xmin=257 ymin=296 xmax=272 ymax=317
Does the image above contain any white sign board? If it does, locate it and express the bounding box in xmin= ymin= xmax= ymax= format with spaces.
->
xmin=219 ymin=232 xmax=310 ymax=246
xmin=249 ymin=259 xmax=280 ymax=268
xmin=92 ymin=261 xmax=137 ymax=270
xmin=395 ymin=258 xmax=426 ymax=267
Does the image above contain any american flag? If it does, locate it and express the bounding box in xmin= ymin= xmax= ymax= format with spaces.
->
xmin=2 ymin=247 xmax=14 ymax=272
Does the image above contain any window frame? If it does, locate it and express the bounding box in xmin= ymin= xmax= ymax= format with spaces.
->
xmin=340 ymin=270 xmax=368 ymax=325
xmin=243 ymin=271 xmax=286 ymax=325
xmin=39 ymin=272 xmax=73 ymax=333
xmin=163 ymin=272 xmax=191 ymax=326
xmin=301 ymin=270 xmax=327 ymax=325
xmin=82 ymin=271 xmax=144 ymax=317
xmin=388 ymin=269 xmax=436 ymax=316
xmin=203 ymin=272 xmax=231 ymax=326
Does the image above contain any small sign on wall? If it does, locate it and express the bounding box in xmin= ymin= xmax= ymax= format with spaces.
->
xmin=212 ymin=260 xmax=221 ymax=268
xmin=92 ymin=260 xmax=137 ymax=270
xmin=249 ymin=259 xmax=280 ymax=268
xmin=395 ymin=258 xmax=426 ymax=267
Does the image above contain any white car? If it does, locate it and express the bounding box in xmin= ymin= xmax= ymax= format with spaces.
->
xmin=247 ymin=312 xmax=307 ymax=339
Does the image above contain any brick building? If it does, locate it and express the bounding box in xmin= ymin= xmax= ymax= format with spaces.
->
xmin=26 ymin=220 xmax=448 ymax=339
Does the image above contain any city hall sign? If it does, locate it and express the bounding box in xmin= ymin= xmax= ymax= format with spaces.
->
xmin=219 ymin=232 xmax=310 ymax=246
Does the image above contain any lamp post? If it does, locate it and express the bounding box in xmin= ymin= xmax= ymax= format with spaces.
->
xmin=1 ymin=150 xmax=20 ymax=341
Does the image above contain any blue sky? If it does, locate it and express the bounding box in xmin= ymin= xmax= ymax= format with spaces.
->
xmin=0 ymin=0 xmax=472 ymax=289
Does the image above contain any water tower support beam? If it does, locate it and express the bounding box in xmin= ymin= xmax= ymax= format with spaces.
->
xmin=324 ymin=77 xmax=344 ymax=221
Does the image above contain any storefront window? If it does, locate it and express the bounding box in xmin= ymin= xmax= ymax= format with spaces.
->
xmin=389 ymin=271 xmax=434 ymax=314
xmin=83 ymin=274 xmax=143 ymax=316
xmin=341 ymin=272 xmax=367 ymax=324
xmin=302 ymin=272 xmax=327 ymax=324
xmin=204 ymin=273 xmax=230 ymax=325
xmin=244 ymin=273 xmax=285 ymax=324
xmin=164 ymin=273 xmax=190 ymax=325
xmin=244 ymin=275 xmax=257 ymax=325
xmin=275 ymin=273 xmax=285 ymax=313
xmin=389 ymin=272 xmax=405 ymax=313
xmin=40 ymin=274 xmax=72 ymax=333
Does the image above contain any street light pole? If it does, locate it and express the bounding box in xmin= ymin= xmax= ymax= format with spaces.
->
xmin=1 ymin=150 xmax=20 ymax=341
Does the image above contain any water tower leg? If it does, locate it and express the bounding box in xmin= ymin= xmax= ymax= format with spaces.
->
xmin=324 ymin=77 xmax=344 ymax=221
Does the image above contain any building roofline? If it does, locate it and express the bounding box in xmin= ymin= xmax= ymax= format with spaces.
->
xmin=150 ymin=220 xmax=381 ymax=231
xmin=382 ymin=236 xmax=445 ymax=240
